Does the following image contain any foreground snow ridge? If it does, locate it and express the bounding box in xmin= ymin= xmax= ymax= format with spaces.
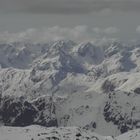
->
xmin=0 ymin=125 xmax=107 ymax=140
xmin=0 ymin=125 xmax=140 ymax=140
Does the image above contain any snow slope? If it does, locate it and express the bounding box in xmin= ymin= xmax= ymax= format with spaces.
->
xmin=116 ymin=129 xmax=140 ymax=140
xmin=0 ymin=125 xmax=140 ymax=140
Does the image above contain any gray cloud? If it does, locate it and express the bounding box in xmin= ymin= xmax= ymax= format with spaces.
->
xmin=136 ymin=26 xmax=140 ymax=33
xmin=1 ymin=0 xmax=140 ymax=14
xmin=93 ymin=27 xmax=119 ymax=34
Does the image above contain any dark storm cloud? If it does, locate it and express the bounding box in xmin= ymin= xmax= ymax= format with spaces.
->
xmin=1 ymin=0 xmax=140 ymax=14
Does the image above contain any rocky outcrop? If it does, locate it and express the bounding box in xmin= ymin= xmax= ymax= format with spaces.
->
xmin=0 ymin=95 xmax=58 ymax=127
xmin=103 ymin=91 xmax=140 ymax=133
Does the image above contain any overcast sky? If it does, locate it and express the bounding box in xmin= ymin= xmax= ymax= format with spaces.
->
xmin=0 ymin=0 xmax=140 ymax=42
xmin=1 ymin=0 xmax=140 ymax=14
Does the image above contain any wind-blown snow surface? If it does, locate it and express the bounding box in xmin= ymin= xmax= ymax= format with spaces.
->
xmin=0 ymin=125 xmax=140 ymax=140
xmin=0 ymin=40 xmax=140 ymax=139
xmin=0 ymin=125 xmax=112 ymax=140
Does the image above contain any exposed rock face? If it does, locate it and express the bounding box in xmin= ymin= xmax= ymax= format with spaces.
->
xmin=0 ymin=96 xmax=58 ymax=127
xmin=33 ymin=96 xmax=58 ymax=127
xmin=103 ymin=91 xmax=140 ymax=133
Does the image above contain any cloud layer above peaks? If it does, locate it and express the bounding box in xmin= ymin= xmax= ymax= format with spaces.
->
xmin=0 ymin=26 xmax=118 ymax=43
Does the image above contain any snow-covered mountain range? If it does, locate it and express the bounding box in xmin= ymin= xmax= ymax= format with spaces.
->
xmin=0 ymin=40 xmax=140 ymax=139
